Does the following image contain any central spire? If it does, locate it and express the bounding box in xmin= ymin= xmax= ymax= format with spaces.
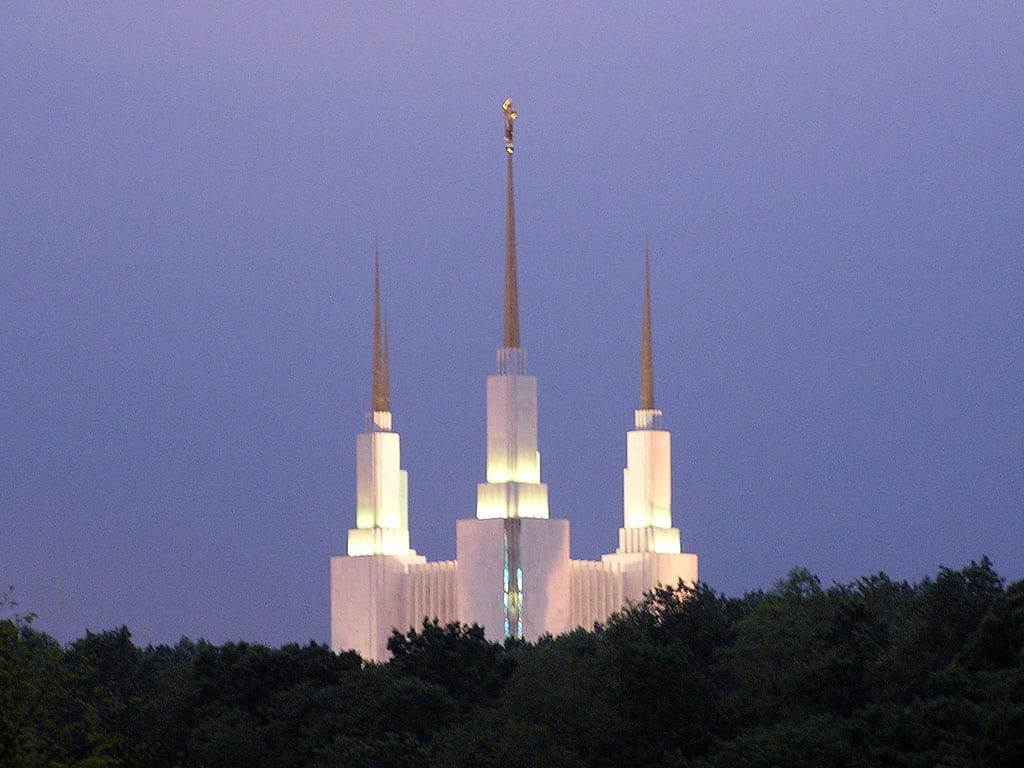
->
xmin=503 ymin=98 xmax=520 ymax=349
xmin=640 ymin=236 xmax=655 ymax=410
xmin=372 ymin=238 xmax=390 ymax=413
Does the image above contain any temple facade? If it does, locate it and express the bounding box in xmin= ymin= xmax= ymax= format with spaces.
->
xmin=329 ymin=101 xmax=698 ymax=662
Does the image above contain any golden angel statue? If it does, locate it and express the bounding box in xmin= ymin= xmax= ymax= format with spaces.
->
xmin=503 ymin=98 xmax=517 ymax=153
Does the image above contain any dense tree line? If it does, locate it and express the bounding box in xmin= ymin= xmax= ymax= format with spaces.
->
xmin=2 ymin=559 xmax=1022 ymax=767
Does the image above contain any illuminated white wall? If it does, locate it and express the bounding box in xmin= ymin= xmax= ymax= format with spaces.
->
xmin=406 ymin=560 xmax=459 ymax=630
xmin=519 ymin=518 xmax=571 ymax=639
xmin=455 ymin=519 xmax=506 ymax=638
xmin=569 ymin=552 xmax=698 ymax=630
xmin=601 ymin=551 xmax=698 ymax=605
xmin=330 ymin=552 xmax=425 ymax=662
xmin=484 ymin=372 xmax=540 ymax=484
xmin=330 ymin=555 xmax=458 ymax=663
xmin=570 ymin=559 xmax=623 ymax=629
xmin=623 ymin=423 xmax=671 ymax=530
xmin=456 ymin=517 xmax=570 ymax=643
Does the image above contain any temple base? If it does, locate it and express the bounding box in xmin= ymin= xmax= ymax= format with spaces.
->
xmin=456 ymin=517 xmax=571 ymax=642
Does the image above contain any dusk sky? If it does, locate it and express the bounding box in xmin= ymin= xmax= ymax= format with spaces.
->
xmin=3 ymin=3 xmax=1022 ymax=647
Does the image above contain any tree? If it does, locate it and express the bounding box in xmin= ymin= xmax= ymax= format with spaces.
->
xmin=598 ymin=581 xmax=745 ymax=762
xmin=0 ymin=594 xmax=114 ymax=767
xmin=387 ymin=620 xmax=516 ymax=709
xmin=64 ymin=626 xmax=141 ymax=764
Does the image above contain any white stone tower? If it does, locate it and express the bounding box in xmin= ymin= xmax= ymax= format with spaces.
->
xmin=620 ymin=238 xmax=680 ymax=554
xmin=601 ymin=240 xmax=698 ymax=601
xmin=347 ymin=241 xmax=412 ymax=557
xmin=331 ymin=243 xmax=426 ymax=661
xmin=456 ymin=99 xmax=571 ymax=642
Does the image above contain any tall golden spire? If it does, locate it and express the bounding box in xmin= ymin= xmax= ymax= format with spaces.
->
xmin=503 ymin=98 xmax=520 ymax=349
xmin=371 ymin=238 xmax=390 ymax=412
xmin=383 ymin=311 xmax=391 ymax=409
xmin=640 ymin=236 xmax=655 ymax=410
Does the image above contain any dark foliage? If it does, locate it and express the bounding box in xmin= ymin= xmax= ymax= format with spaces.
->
xmin=386 ymin=619 xmax=517 ymax=710
xmin=3 ymin=560 xmax=1022 ymax=767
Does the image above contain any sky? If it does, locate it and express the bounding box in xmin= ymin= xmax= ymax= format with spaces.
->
xmin=2 ymin=3 xmax=1022 ymax=648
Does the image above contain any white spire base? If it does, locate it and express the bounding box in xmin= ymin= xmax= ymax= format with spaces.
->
xmin=498 ymin=347 xmax=526 ymax=375
xmin=477 ymin=351 xmax=548 ymax=518
xmin=347 ymin=412 xmax=413 ymax=557
xmin=619 ymin=409 xmax=682 ymax=553
xmin=634 ymin=408 xmax=662 ymax=430
xmin=367 ymin=409 xmax=392 ymax=432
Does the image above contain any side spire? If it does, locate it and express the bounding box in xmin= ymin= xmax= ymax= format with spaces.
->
xmin=371 ymin=237 xmax=390 ymax=413
xmin=503 ymin=98 xmax=520 ymax=349
xmin=640 ymin=236 xmax=655 ymax=410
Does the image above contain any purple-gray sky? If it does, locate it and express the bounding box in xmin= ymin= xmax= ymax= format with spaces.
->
xmin=3 ymin=3 xmax=1022 ymax=647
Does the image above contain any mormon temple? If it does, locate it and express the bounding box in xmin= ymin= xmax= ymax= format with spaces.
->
xmin=330 ymin=101 xmax=698 ymax=661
